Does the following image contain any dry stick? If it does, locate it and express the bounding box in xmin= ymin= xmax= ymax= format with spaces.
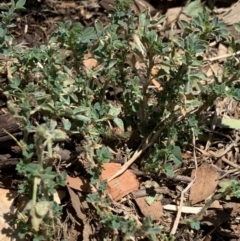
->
xmin=195 ymin=142 xmax=234 ymax=159
xmin=219 ymin=168 xmax=239 ymax=179
xmin=132 ymin=187 xmax=170 ymax=199
xmin=222 ymin=156 xmax=240 ymax=170
xmin=206 ymin=50 xmax=240 ymax=62
xmin=170 ymin=128 xmax=198 ymax=235
xmin=196 ymin=143 xmax=240 ymax=170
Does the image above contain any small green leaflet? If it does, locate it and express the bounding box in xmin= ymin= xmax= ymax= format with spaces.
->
xmin=145 ymin=195 xmax=155 ymax=206
xmin=113 ymin=117 xmax=124 ymax=131
xmin=108 ymin=106 xmax=121 ymax=117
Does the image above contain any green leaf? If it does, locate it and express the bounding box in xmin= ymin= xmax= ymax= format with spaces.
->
xmin=183 ymin=0 xmax=204 ymax=17
xmin=145 ymin=196 xmax=155 ymax=206
xmin=191 ymin=220 xmax=200 ymax=230
xmin=0 ymin=4 xmax=9 ymax=10
xmin=172 ymin=146 xmax=182 ymax=162
xmin=234 ymin=23 xmax=240 ymax=33
xmin=96 ymin=147 xmax=112 ymax=162
xmin=172 ymin=155 xmax=182 ymax=165
xmin=139 ymin=10 xmax=150 ymax=26
xmin=195 ymin=42 xmax=207 ymax=53
xmin=62 ymin=118 xmax=71 ymax=130
xmin=108 ymin=106 xmax=121 ymax=117
xmin=217 ymin=117 xmax=240 ymax=130
xmin=112 ymin=220 xmax=120 ymax=229
xmin=15 ymin=0 xmax=26 ymax=9
xmin=73 ymin=106 xmax=89 ymax=114
xmin=82 ymin=27 xmax=97 ymax=40
xmin=234 ymin=190 xmax=240 ymax=198
xmin=218 ymin=180 xmax=230 ymax=190
xmin=164 ymin=163 xmax=173 ymax=177
xmin=75 ymin=114 xmax=91 ymax=123
xmin=52 ymin=129 xmax=68 ymax=142
xmin=186 ymin=219 xmax=200 ymax=230
xmin=95 ymin=20 xmax=104 ymax=37
xmin=49 ymin=120 xmax=57 ymax=131
xmin=179 ymin=19 xmax=190 ymax=29
xmin=62 ymin=106 xmax=73 ymax=116
xmin=63 ymin=65 xmax=72 ymax=77
xmin=18 ymin=232 xmax=26 ymax=239
xmin=150 ymin=15 xmax=166 ymax=26
xmin=35 ymin=201 xmax=50 ymax=217
xmin=113 ymin=117 xmax=124 ymax=131
xmin=228 ymin=88 xmax=240 ymax=101
xmin=70 ymin=93 xmax=78 ymax=103
xmin=105 ymin=59 xmax=117 ymax=69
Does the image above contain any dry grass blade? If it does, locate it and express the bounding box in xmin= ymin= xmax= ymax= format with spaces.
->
xmin=206 ymin=50 xmax=240 ymax=61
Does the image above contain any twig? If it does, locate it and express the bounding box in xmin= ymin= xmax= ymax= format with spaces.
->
xmin=195 ymin=142 xmax=235 ymax=159
xmin=131 ymin=187 xmax=170 ymax=199
xmin=206 ymin=50 xmax=240 ymax=62
xmin=196 ymin=139 xmax=240 ymax=170
xmin=219 ymin=168 xmax=238 ymax=179
xmin=173 ymin=175 xmax=193 ymax=183
xmin=222 ymin=156 xmax=240 ymax=170
xmin=164 ymin=204 xmax=201 ymax=214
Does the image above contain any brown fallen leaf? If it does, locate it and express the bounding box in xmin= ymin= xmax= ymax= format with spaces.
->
xmin=220 ymin=1 xmax=240 ymax=25
xmin=100 ymin=163 xmax=139 ymax=201
xmin=217 ymin=43 xmax=228 ymax=62
xmin=190 ymin=162 xmax=220 ymax=205
xmin=165 ymin=7 xmax=190 ymax=25
xmin=131 ymin=0 xmax=155 ymax=15
xmin=210 ymin=200 xmax=223 ymax=209
xmin=66 ymin=175 xmax=96 ymax=193
xmin=83 ymin=53 xmax=98 ymax=70
xmin=135 ymin=197 xmax=163 ymax=220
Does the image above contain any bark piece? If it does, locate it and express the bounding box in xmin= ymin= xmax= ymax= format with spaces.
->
xmin=0 ymin=113 xmax=23 ymax=141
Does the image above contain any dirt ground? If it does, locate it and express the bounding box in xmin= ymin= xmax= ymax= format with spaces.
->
xmin=1 ymin=0 xmax=240 ymax=240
